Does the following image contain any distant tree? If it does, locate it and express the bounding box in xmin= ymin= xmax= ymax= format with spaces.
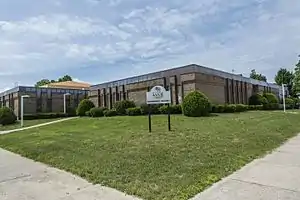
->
xmin=35 ymin=75 xmax=73 ymax=87
xmin=250 ymin=69 xmax=267 ymax=82
xmin=275 ymin=68 xmax=294 ymax=96
xmin=35 ymin=79 xmax=50 ymax=87
xmin=292 ymin=56 xmax=300 ymax=96
xmin=58 ymin=75 xmax=72 ymax=82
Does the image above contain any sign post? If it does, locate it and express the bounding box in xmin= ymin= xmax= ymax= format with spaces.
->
xmin=146 ymin=86 xmax=171 ymax=132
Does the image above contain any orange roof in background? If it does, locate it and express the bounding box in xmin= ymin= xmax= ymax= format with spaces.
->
xmin=41 ymin=81 xmax=91 ymax=89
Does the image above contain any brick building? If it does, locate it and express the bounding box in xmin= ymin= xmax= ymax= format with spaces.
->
xmin=89 ymin=64 xmax=280 ymax=108
xmin=0 ymin=81 xmax=89 ymax=118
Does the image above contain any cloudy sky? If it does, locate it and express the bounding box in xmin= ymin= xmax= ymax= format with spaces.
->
xmin=0 ymin=0 xmax=299 ymax=91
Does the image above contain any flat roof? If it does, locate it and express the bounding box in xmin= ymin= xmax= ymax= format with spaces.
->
xmin=91 ymin=64 xmax=280 ymax=90
xmin=0 ymin=86 xmax=89 ymax=96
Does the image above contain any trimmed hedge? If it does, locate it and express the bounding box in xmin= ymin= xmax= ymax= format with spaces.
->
xmin=0 ymin=107 xmax=17 ymax=125
xmin=126 ymin=107 xmax=142 ymax=116
xmin=235 ymin=104 xmax=248 ymax=112
xmin=76 ymin=99 xmax=95 ymax=116
xmin=114 ymin=100 xmax=136 ymax=115
xmin=249 ymin=93 xmax=268 ymax=105
xmin=23 ymin=113 xmax=70 ymax=120
xmin=248 ymin=105 xmax=264 ymax=110
xmin=90 ymin=107 xmax=106 ymax=117
xmin=224 ymin=104 xmax=236 ymax=113
xmin=104 ymin=109 xmax=118 ymax=117
xmin=263 ymin=103 xmax=280 ymax=110
xmin=182 ymin=91 xmax=211 ymax=117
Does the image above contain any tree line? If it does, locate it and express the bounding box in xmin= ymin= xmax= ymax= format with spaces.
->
xmin=249 ymin=55 xmax=300 ymax=97
xmin=35 ymin=75 xmax=73 ymax=87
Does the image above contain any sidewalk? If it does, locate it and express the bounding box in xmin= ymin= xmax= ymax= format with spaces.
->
xmin=0 ymin=149 xmax=140 ymax=200
xmin=0 ymin=117 xmax=78 ymax=135
xmin=191 ymin=134 xmax=300 ymax=200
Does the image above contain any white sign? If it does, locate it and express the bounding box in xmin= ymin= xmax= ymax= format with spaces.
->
xmin=146 ymin=86 xmax=171 ymax=104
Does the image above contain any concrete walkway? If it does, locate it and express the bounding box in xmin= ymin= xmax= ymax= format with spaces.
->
xmin=0 ymin=117 xmax=78 ymax=135
xmin=191 ymin=134 xmax=300 ymax=200
xmin=0 ymin=149 xmax=140 ymax=200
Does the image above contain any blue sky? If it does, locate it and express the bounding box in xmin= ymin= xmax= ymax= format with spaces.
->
xmin=0 ymin=0 xmax=299 ymax=91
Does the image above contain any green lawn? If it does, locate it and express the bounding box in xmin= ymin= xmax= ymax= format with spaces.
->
xmin=0 ymin=111 xmax=300 ymax=199
xmin=0 ymin=118 xmax=63 ymax=131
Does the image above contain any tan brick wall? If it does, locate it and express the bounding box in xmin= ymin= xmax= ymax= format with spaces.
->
xmin=183 ymin=83 xmax=196 ymax=97
xmin=181 ymin=73 xmax=196 ymax=82
xmin=128 ymin=89 xmax=147 ymax=105
xmin=89 ymin=96 xmax=98 ymax=107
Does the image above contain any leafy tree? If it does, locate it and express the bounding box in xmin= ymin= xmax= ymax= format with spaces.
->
xmin=35 ymin=75 xmax=73 ymax=87
xmin=250 ymin=69 xmax=267 ymax=82
xmin=274 ymin=68 xmax=294 ymax=96
xmin=292 ymin=56 xmax=300 ymax=96
xmin=58 ymin=75 xmax=72 ymax=82
xmin=35 ymin=79 xmax=50 ymax=87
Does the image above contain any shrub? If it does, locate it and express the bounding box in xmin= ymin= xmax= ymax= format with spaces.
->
xmin=249 ymin=93 xmax=268 ymax=105
xmin=23 ymin=113 xmax=69 ymax=120
xmin=126 ymin=107 xmax=142 ymax=116
xmin=85 ymin=111 xmax=91 ymax=117
xmin=89 ymin=107 xmax=105 ymax=117
xmin=182 ymin=91 xmax=211 ymax=117
xmin=248 ymin=105 xmax=263 ymax=110
xmin=285 ymin=98 xmax=295 ymax=109
xmin=263 ymin=103 xmax=279 ymax=110
xmin=235 ymin=104 xmax=248 ymax=112
xmin=159 ymin=105 xmax=169 ymax=114
xmin=171 ymin=104 xmax=182 ymax=114
xmin=114 ymin=100 xmax=136 ymax=115
xmin=140 ymin=104 xmax=149 ymax=115
xmin=104 ymin=109 xmax=118 ymax=117
xmin=224 ymin=104 xmax=236 ymax=113
xmin=263 ymin=93 xmax=279 ymax=104
xmin=76 ymin=99 xmax=95 ymax=116
xmin=0 ymin=107 xmax=17 ymax=126
xmin=216 ymin=105 xmax=225 ymax=113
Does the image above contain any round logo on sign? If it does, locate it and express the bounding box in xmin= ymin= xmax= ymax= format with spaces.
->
xmin=152 ymin=86 xmax=164 ymax=99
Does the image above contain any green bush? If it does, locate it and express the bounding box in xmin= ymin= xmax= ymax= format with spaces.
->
xmin=85 ymin=111 xmax=91 ymax=117
xmin=0 ymin=107 xmax=17 ymax=126
xmin=235 ymin=104 xmax=248 ymax=112
xmin=248 ymin=105 xmax=263 ymax=110
xmin=104 ymin=109 xmax=118 ymax=117
xmin=182 ymin=91 xmax=211 ymax=117
xmin=263 ymin=93 xmax=279 ymax=104
xmin=249 ymin=93 xmax=268 ymax=105
xmin=140 ymin=104 xmax=149 ymax=115
xmin=23 ymin=113 xmax=69 ymax=120
xmin=216 ymin=105 xmax=225 ymax=113
xmin=126 ymin=107 xmax=142 ymax=116
xmin=76 ymin=99 xmax=95 ymax=116
xmin=171 ymin=104 xmax=182 ymax=114
xmin=159 ymin=105 xmax=169 ymax=114
xmin=224 ymin=104 xmax=236 ymax=113
xmin=263 ymin=103 xmax=279 ymax=110
xmin=89 ymin=107 xmax=105 ymax=117
xmin=285 ymin=98 xmax=295 ymax=109
xmin=114 ymin=100 xmax=136 ymax=115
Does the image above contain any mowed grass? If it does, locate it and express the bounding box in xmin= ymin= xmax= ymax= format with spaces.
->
xmin=1 ymin=111 xmax=300 ymax=199
xmin=0 ymin=118 xmax=63 ymax=131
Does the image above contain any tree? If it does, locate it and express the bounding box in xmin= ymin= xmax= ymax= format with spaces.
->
xmin=35 ymin=79 xmax=50 ymax=87
xmin=250 ymin=69 xmax=267 ymax=82
xmin=35 ymin=75 xmax=73 ymax=87
xmin=292 ymin=56 xmax=300 ymax=96
xmin=274 ymin=68 xmax=294 ymax=96
xmin=58 ymin=75 xmax=72 ymax=82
